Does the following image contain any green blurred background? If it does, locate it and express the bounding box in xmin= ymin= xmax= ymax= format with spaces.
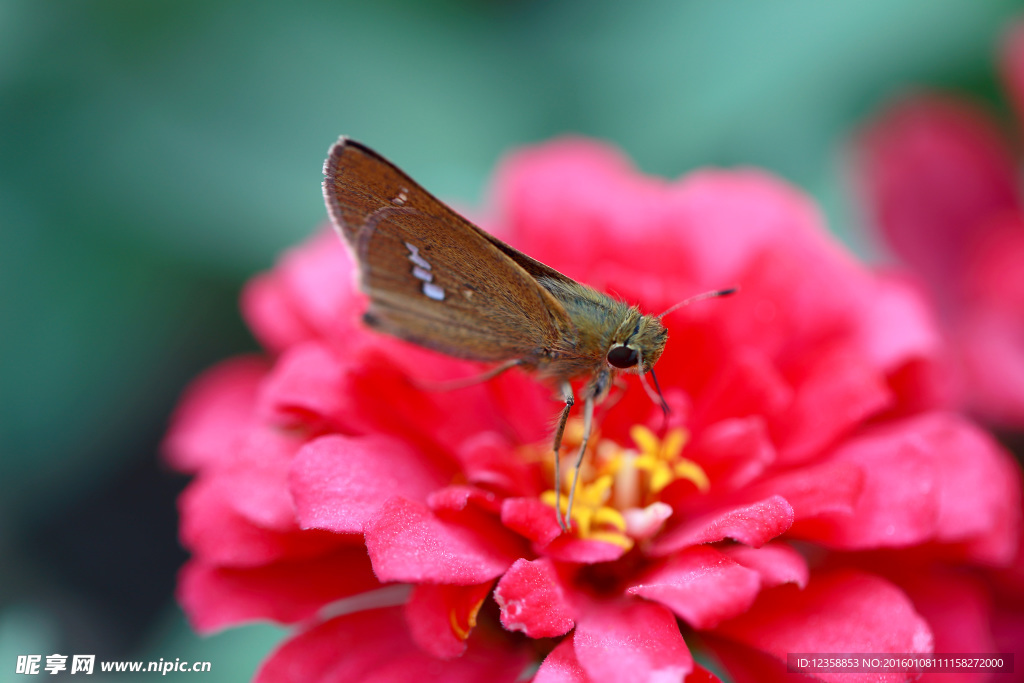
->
xmin=2 ymin=0 xmax=1022 ymax=680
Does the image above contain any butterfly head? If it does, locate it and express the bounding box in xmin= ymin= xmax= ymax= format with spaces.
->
xmin=606 ymin=314 xmax=668 ymax=374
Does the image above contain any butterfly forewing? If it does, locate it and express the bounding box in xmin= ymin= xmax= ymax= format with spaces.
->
xmin=323 ymin=138 xmax=574 ymax=362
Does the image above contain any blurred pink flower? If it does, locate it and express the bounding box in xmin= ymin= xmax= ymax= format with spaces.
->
xmin=856 ymin=20 xmax=1024 ymax=428
xmin=166 ymin=138 xmax=1020 ymax=682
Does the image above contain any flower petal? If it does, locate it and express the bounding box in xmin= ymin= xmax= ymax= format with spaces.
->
xmin=290 ymin=434 xmax=452 ymax=534
xmin=626 ymin=546 xmax=761 ymax=629
xmin=722 ymin=543 xmax=808 ymax=590
xmin=649 ymin=496 xmax=794 ymax=556
xmin=405 ymin=582 xmax=494 ymax=659
xmin=178 ymin=545 xmax=378 ymax=633
xmin=427 ymin=485 xmax=502 ymax=514
xmin=574 ymin=600 xmax=693 ymax=683
xmin=241 ymin=229 xmax=362 ymax=353
xmin=217 ymin=426 xmax=306 ymax=531
xmin=254 ymin=606 xmax=530 ymax=683
xmin=688 ymin=417 xmax=776 ymax=492
xmin=534 ymin=637 xmax=588 ymax=683
xmin=255 ymin=341 xmax=350 ymax=431
xmin=772 ymin=344 xmax=892 ymax=464
xmin=958 ymin=304 xmax=1024 ymax=427
xmin=691 ymin=350 xmax=792 ymax=429
xmin=179 ymin=474 xmax=343 ymax=566
xmin=163 ymin=356 xmax=268 ymax=473
xmin=685 ymin=664 xmax=724 ymax=682
xmin=901 ymin=572 xmax=996 ymax=656
xmin=857 ymin=95 xmax=1020 ymax=303
xmin=800 ymin=413 xmax=1021 ymax=558
xmin=714 ymin=570 xmax=933 ymax=679
xmin=494 ymin=557 xmax=575 ymax=638
xmin=365 ymin=496 xmax=523 ymax=584
xmin=501 ymin=497 xmax=563 ymax=547
xmin=541 ymin=535 xmax=630 ymax=564
xmin=747 ymin=461 xmax=864 ymax=524
xmin=456 ymin=431 xmax=544 ymax=497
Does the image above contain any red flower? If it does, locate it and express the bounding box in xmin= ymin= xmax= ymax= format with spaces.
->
xmin=166 ymin=138 xmax=1020 ymax=682
xmin=855 ymin=20 xmax=1024 ymax=429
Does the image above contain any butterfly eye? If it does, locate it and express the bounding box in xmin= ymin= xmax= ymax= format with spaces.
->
xmin=607 ymin=345 xmax=639 ymax=369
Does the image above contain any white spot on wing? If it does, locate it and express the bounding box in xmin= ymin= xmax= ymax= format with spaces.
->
xmin=404 ymin=241 xmax=432 ymax=270
xmin=412 ymin=267 xmax=433 ymax=282
xmin=423 ymin=282 xmax=445 ymax=301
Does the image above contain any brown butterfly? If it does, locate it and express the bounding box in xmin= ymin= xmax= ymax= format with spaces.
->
xmin=322 ymin=138 xmax=734 ymax=531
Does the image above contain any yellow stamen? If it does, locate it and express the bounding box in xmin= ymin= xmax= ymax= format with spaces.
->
xmin=534 ymin=419 xmax=708 ymax=548
xmin=629 ymin=425 xmax=709 ymax=495
xmin=674 ymin=460 xmax=710 ymax=492
xmin=541 ymin=474 xmax=633 ymax=550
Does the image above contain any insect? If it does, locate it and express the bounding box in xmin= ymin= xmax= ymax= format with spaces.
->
xmin=322 ymin=138 xmax=734 ymax=531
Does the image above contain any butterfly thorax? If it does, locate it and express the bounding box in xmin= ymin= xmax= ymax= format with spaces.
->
xmin=533 ymin=277 xmax=668 ymax=385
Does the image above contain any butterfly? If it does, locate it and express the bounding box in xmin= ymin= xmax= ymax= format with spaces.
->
xmin=322 ymin=138 xmax=734 ymax=530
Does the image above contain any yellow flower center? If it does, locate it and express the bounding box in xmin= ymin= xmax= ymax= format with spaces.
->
xmin=536 ymin=420 xmax=710 ymax=548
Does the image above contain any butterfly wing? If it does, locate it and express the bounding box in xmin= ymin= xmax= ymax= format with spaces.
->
xmin=323 ymin=138 xmax=575 ymax=362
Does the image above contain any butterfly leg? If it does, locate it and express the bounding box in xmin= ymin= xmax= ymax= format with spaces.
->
xmin=413 ymin=358 xmax=522 ymax=392
xmin=564 ymin=393 xmax=594 ymax=531
xmin=552 ymin=381 xmax=574 ymax=531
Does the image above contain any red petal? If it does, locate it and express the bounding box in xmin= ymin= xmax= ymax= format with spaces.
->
xmin=649 ymin=496 xmax=794 ymax=556
xmin=857 ymin=96 xmax=1020 ymax=302
xmin=919 ymin=414 xmax=1020 ymax=551
xmin=178 ymin=546 xmax=378 ymax=633
xmin=688 ymin=416 xmax=776 ymax=492
xmin=685 ymin=664 xmax=724 ymax=683
xmin=772 ymin=344 xmax=892 ymax=464
xmin=179 ymin=474 xmax=344 ymax=566
xmin=541 ymin=535 xmax=629 ymax=564
xmin=958 ymin=302 xmax=1024 ymax=428
xmin=501 ymin=497 xmax=563 ymax=547
xmin=241 ymin=229 xmax=362 ymax=353
xmin=714 ymin=570 xmax=933 ymax=680
xmin=254 ymin=606 xmax=530 ymax=683
xmin=853 ymin=273 xmax=943 ymax=380
xmin=691 ymin=349 xmax=792 ymax=429
xmin=163 ymin=356 xmax=268 ymax=473
xmin=428 ymin=485 xmax=502 ymax=514
xmin=218 ymin=426 xmax=306 ymax=531
xmin=722 ymin=543 xmax=808 ymax=589
xmin=807 ymin=425 xmax=939 ymax=550
xmin=573 ymin=600 xmax=693 ymax=683
xmin=255 ymin=342 xmax=350 ymax=431
xmin=494 ymin=558 xmax=575 ymax=638
xmin=747 ymin=461 xmax=864 ymax=524
xmin=456 ymin=431 xmax=544 ymax=497
xmin=626 ymin=546 xmax=761 ymax=629
xmin=241 ymin=271 xmax=317 ymax=354
xmin=534 ymin=637 xmax=589 ymax=683
xmin=901 ymin=572 xmax=996 ymax=662
xmin=365 ymin=497 xmax=523 ymax=584
xmin=801 ymin=414 xmax=1021 ymax=558
xmin=405 ymin=582 xmax=494 ymax=659
xmin=290 ymin=434 xmax=452 ymax=534
xmin=700 ymin=637 xmax=795 ymax=683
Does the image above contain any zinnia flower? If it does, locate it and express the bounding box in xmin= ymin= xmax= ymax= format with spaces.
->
xmin=855 ymin=19 xmax=1024 ymax=429
xmin=165 ymin=138 xmax=1020 ymax=682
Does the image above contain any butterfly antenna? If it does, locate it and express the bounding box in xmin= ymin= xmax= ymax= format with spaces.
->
xmin=657 ymin=287 xmax=738 ymax=319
